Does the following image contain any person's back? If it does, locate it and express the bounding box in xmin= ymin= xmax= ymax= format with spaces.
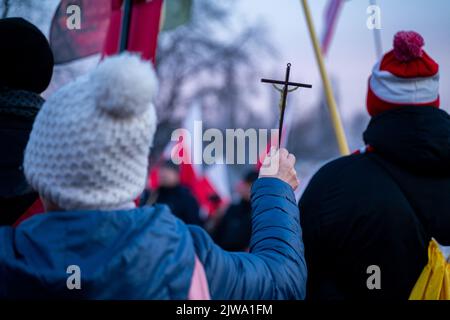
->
xmin=156 ymin=185 xmax=202 ymax=226
xmin=299 ymin=31 xmax=450 ymax=300
xmin=214 ymin=170 xmax=258 ymax=251
xmin=0 ymin=53 xmax=307 ymax=299
xmin=1 ymin=205 xmax=197 ymax=299
xmin=214 ymin=200 xmax=251 ymax=251
xmin=151 ymin=160 xmax=203 ymax=226
xmin=0 ymin=18 xmax=53 ymax=225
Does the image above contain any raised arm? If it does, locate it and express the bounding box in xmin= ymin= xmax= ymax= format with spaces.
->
xmin=189 ymin=148 xmax=306 ymax=299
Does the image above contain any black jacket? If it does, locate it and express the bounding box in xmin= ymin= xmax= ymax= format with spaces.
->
xmin=214 ymin=199 xmax=252 ymax=251
xmin=299 ymin=106 xmax=450 ymax=300
xmin=155 ymin=185 xmax=203 ymax=226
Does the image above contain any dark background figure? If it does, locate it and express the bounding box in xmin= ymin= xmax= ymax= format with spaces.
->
xmin=145 ymin=160 xmax=203 ymax=226
xmin=0 ymin=18 xmax=54 ymax=225
xmin=213 ymin=170 xmax=258 ymax=251
xmin=299 ymin=31 xmax=450 ymax=300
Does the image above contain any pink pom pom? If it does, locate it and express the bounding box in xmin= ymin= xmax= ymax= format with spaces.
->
xmin=393 ymin=31 xmax=425 ymax=62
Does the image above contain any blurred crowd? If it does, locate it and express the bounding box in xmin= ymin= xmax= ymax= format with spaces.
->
xmin=0 ymin=18 xmax=449 ymax=300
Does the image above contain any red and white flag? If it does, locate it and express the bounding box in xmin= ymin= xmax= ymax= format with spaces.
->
xmin=50 ymin=0 xmax=111 ymax=64
xmin=148 ymin=103 xmax=230 ymax=216
xmin=102 ymin=0 xmax=164 ymax=62
xmin=50 ymin=0 xmax=192 ymax=64
xmin=321 ymin=0 xmax=345 ymax=56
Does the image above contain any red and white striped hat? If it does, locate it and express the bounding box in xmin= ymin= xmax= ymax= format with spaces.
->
xmin=367 ymin=31 xmax=440 ymax=116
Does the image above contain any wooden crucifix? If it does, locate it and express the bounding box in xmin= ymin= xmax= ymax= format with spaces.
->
xmin=261 ymin=63 xmax=312 ymax=146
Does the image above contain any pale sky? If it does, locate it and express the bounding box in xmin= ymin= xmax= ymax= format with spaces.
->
xmin=17 ymin=0 xmax=450 ymax=123
xmin=235 ymin=0 xmax=450 ymax=120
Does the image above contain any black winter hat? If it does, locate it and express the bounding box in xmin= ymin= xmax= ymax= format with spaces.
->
xmin=0 ymin=17 xmax=54 ymax=93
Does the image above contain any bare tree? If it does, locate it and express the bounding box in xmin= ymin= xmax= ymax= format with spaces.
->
xmin=152 ymin=0 xmax=276 ymax=159
xmin=3 ymin=0 xmax=277 ymax=173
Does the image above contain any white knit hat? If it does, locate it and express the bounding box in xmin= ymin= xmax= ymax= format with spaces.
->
xmin=24 ymin=53 xmax=158 ymax=210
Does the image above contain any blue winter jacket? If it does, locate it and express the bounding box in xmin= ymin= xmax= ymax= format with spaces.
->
xmin=0 ymin=178 xmax=306 ymax=299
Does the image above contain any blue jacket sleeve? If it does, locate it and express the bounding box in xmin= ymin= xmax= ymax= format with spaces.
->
xmin=188 ymin=177 xmax=307 ymax=299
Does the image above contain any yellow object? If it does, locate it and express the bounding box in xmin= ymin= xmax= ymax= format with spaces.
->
xmin=300 ymin=0 xmax=350 ymax=155
xmin=409 ymin=239 xmax=450 ymax=300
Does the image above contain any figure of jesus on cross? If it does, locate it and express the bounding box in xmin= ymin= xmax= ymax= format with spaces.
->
xmin=261 ymin=63 xmax=312 ymax=146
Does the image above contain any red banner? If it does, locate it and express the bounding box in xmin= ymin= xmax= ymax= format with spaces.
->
xmin=50 ymin=0 xmax=111 ymax=64
xmin=102 ymin=0 xmax=164 ymax=63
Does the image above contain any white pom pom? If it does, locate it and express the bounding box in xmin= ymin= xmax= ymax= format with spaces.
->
xmin=92 ymin=53 xmax=158 ymax=118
